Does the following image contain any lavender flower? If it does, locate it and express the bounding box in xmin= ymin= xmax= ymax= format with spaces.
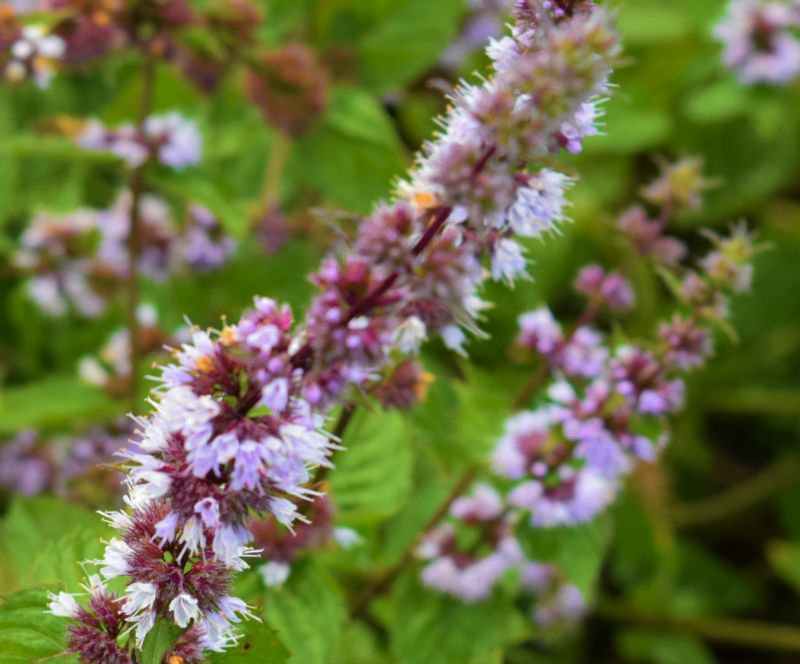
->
xmin=715 ymin=0 xmax=800 ymax=84
xmin=78 ymin=113 xmax=202 ymax=169
xmin=51 ymin=2 xmax=621 ymax=656
xmin=417 ymin=484 xmax=521 ymax=602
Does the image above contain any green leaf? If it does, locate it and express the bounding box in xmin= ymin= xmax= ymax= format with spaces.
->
xmin=330 ymin=409 xmax=413 ymax=526
xmin=517 ymin=516 xmax=612 ymax=597
xmin=0 ymin=497 xmax=101 ymax=590
xmin=28 ymin=530 xmax=107 ymax=593
xmin=357 ymin=0 xmax=466 ymax=94
xmin=207 ymin=620 xmax=290 ymax=663
xmin=151 ymin=170 xmax=250 ymax=239
xmin=588 ymin=102 xmax=672 ymax=154
xmin=767 ymin=540 xmax=800 ymax=596
xmin=0 ymin=375 xmax=118 ymax=434
xmin=616 ymin=631 xmax=715 ymax=664
xmin=682 ymin=80 xmax=748 ymax=124
xmin=0 ymin=588 xmax=75 ymax=663
xmin=0 ymin=135 xmax=120 ymax=164
xmin=617 ymin=2 xmax=692 ymax=45
xmin=141 ymin=620 xmax=183 ymax=664
xmin=289 ymin=87 xmax=406 ymax=212
xmin=390 ymin=572 xmax=521 ymax=664
xmin=264 ymin=559 xmax=346 ymax=664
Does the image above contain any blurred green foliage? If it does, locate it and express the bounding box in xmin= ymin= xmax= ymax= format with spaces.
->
xmin=1 ymin=0 xmax=799 ymax=663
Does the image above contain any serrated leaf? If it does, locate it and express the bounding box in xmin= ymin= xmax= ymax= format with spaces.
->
xmin=0 ymin=497 xmax=101 ymax=590
xmin=390 ymin=572 xmax=520 ymax=664
xmin=330 ymin=409 xmax=413 ymax=525
xmin=0 ymin=589 xmax=75 ymax=663
xmin=263 ymin=559 xmax=346 ymax=664
xmin=28 ymin=530 xmax=107 ymax=592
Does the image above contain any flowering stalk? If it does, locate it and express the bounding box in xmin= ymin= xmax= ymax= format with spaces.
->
xmin=399 ymin=160 xmax=758 ymax=623
xmin=48 ymin=1 xmax=620 ymax=659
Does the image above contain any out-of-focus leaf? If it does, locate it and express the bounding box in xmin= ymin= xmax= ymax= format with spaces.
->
xmin=152 ymin=169 xmax=250 ymax=238
xmin=264 ymin=559 xmax=346 ymax=664
xmin=588 ymin=103 xmax=672 ymax=154
xmin=0 ymin=376 xmax=118 ymax=433
xmin=330 ymin=409 xmax=413 ymax=525
xmin=0 ymin=588 xmax=75 ymax=663
xmin=289 ymin=87 xmax=406 ymax=212
xmin=517 ymin=517 xmax=612 ymax=597
xmin=682 ymin=80 xmax=748 ymax=123
xmin=767 ymin=540 xmax=800 ymax=595
xmin=617 ymin=2 xmax=692 ymax=45
xmin=390 ymin=572 xmax=521 ymax=664
xmin=616 ymin=631 xmax=715 ymax=664
xmin=331 ymin=622 xmax=385 ymax=664
xmin=0 ymin=135 xmax=119 ymax=164
xmin=357 ymin=0 xmax=465 ymax=94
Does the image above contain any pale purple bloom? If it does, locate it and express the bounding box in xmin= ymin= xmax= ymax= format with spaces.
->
xmin=715 ymin=0 xmax=800 ymax=84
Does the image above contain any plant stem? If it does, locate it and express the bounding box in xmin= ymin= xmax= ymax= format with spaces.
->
xmin=597 ymin=597 xmax=800 ymax=653
xmin=125 ymin=50 xmax=157 ymax=409
xmin=348 ymin=467 xmax=478 ymax=619
xmin=671 ymin=457 xmax=800 ymax=529
xmin=260 ymin=129 xmax=292 ymax=213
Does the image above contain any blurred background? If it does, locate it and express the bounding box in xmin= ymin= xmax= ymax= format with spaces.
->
xmin=0 ymin=0 xmax=799 ymax=662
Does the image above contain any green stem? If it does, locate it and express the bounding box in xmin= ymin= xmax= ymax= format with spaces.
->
xmin=259 ymin=129 xmax=292 ymax=213
xmin=126 ymin=51 xmax=157 ymax=410
xmin=348 ymin=467 xmax=478 ymax=619
xmin=671 ymin=457 xmax=800 ymax=529
xmin=597 ymin=597 xmax=800 ymax=653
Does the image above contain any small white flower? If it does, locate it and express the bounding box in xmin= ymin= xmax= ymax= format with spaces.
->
xmin=96 ymin=538 xmax=132 ymax=580
xmin=259 ymin=561 xmax=291 ymax=588
xmin=393 ymin=316 xmax=428 ymax=354
xmin=46 ymin=592 xmax=79 ymax=619
xmin=130 ymin=609 xmax=157 ymax=648
xmin=122 ymin=582 xmax=158 ymax=616
xmin=490 ymin=238 xmax=528 ymax=284
xmin=332 ymin=527 xmax=362 ymax=549
xmin=441 ymin=324 xmax=467 ymax=356
xmin=169 ymin=593 xmax=201 ymax=628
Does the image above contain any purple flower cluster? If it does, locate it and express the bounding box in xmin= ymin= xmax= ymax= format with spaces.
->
xmin=715 ymin=0 xmax=800 ymax=84
xmin=417 ymin=483 xmax=587 ymax=624
xmin=78 ymin=112 xmax=202 ymax=169
xmin=51 ymin=1 xmax=620 ymax=656
xmin=14 ymin=193 xmax=235 ymax=317
xmin=417 ymin=484 xmax=522 ymax=602
xmin=419 ymin=162 xmax=757 ymax=608
xmin=0 ymin=421 xmax=133 ymax=499
xmin=296 ymin=0 xmax=617 ymax=404
xmin=520 ymin=561 xmax=586 ymax=628
xmin=493 ymin=197 xmax=755 ymax=530
xmin=2 ymin=22 xmax=65 ymax=87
